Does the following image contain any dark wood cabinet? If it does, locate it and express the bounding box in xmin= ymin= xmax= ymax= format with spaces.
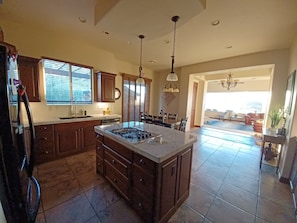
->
xmin=55 ymin=120 xmax=99 ymax=159
xmin=34 ymin=124 xmax=55 ymax=164
xmin=18 ymin=55 xmax=40 ymax=102
xmin=94 ymin=71 xmax=116 ymax=102
xmin=95 ymin=133 xmax=193 ymax=223
xmin=34 ymin=120 xmax=100 ymax=164
xmin=55 ymin=122 xmax=81 ymax=158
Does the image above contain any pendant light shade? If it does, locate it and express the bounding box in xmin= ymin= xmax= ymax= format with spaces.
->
xmin=136 ymin=34 xmax=145 ymax=85
xmin=166 ymin=16 xmax=179 ymax=82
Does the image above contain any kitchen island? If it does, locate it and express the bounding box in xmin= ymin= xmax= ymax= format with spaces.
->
xmin=94 ymin=121 xmax=197 ymax=223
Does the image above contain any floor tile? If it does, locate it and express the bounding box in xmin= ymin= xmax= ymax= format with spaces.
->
xmin=168 ymin=204 xmax=205 ymax=223
xmin=257 ymin=197 xmax=296 ymax=223
xmin=42 ymin=177 xmax=81 ymax=210
xmin=197 ymin=161 xmax=229 ymax=181
xmin=217 ymin=183 xmax=258 ymax=215
xmin=44 ymin=193 xmax=96 ymax=223
xmin=191 ymin=172 xmax=223 ymax=195
xmin=185 ymin=184 xmax=215 ymax=215
xmin=207 ymin=197 xmax=255 ymax=223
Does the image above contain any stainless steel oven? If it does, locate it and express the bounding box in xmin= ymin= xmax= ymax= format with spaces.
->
xmin=101 ymin=118 xmax=121 ymax=125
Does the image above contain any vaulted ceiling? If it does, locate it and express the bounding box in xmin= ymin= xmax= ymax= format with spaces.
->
xmin=1 ymin=0 xmax=297 ymax=75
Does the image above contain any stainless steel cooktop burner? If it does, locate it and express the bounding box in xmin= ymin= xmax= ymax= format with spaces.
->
xmin=109 ymin=127 xmax=154 ymax=143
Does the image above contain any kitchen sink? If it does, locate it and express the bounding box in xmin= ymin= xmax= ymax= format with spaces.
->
xmin=59 ymin=115 xmax=92 ymax=120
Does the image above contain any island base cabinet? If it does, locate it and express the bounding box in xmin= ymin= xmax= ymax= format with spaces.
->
xmin=95 ymin=133 xmax=193 ymax=223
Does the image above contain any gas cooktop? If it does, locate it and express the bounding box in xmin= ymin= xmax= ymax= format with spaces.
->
xmin=109 ymin=127 xmax=155 ymax=143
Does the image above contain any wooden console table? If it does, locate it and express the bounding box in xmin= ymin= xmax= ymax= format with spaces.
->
xmin=259 ymin=128 xmax=286 ymax=173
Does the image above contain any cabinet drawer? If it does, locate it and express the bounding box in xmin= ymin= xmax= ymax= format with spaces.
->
xmin=96 ymin=155 xmax=104 ymax=175
xmin=104 ymin=136 xmax=133 ymax=161
xmin=35 ymin=125 xmax=53 ymax=135
xmin=132 ymin=164 xmax=155 ymax=195
xmin=134 ymin=153 xmax=156 ymax=176
xmin=132 ymin=189 xmax=153 ymax=222
xmin=96 ymin=133 xmax=104 ymax=142
xmin=105 ymin=147 xmax=131 ymax=178
xmin=96 ymin=141 xmax=104 ymax=158
xmin=35 ymin=147 xmax=55 ymax=164
xmin=105 ymin=162 xmax=130 ymax=200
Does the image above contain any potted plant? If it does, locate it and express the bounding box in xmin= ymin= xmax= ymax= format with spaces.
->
xmin=268 ymin=106 xmax=284 ymax=129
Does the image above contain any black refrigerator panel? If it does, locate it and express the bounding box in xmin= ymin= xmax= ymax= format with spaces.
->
xmin=0 ymin=43 xmax=40 ymax=223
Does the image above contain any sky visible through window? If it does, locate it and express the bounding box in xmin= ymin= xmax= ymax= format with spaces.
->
xmin=205 ymin=92 xmax=269 ymax=113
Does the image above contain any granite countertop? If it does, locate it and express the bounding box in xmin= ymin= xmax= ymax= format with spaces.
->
xmin=30 ymin=114 xmax=121 ymax=126
xmin=94 ymin=121 xmax=198 ymax=163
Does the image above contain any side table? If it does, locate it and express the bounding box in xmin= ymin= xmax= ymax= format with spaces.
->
xmin=259 ymin=128 xmax=286 ymax=173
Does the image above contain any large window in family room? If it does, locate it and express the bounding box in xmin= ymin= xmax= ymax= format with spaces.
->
xmin=205 ymin=91 xmax=269 ymax=113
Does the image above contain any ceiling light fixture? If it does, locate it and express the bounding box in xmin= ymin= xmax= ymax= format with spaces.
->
xmin=221 ymin=73 xmax=239 ymax=90
xmin=166 ymin=16 xmax=179 ymax=82
xmin=136 ymin=34 xmax=145 ymax=85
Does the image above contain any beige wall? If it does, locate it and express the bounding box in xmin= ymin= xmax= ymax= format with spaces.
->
xmin=279 ymin=36 xmax=297 ymax=179
xmin=1 ymin=20 xmax=154 ymax=120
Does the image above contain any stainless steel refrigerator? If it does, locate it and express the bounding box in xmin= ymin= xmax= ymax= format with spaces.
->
xmin=0 ymin=42 xmax=40 ymax=223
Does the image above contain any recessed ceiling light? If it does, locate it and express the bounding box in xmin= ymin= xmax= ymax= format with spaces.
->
xmin=164 ymin=40 xmax=170 ymax=44
xmin=78 ymin=17 xmax=86 ymax=23
xmin=103 ymin=31 xmax=109 ymax=35
xmin=211 ymin=20 xmax=220 ymax=26
xmin=226 ymin=45 xmax=232 ymax=49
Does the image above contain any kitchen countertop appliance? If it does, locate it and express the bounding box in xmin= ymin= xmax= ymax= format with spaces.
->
xmin=0 ymin=42 xmax=40 ymax=223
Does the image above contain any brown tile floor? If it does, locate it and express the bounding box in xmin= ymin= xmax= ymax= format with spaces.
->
xmin=35 ymin=127 xmax=296 ymax=223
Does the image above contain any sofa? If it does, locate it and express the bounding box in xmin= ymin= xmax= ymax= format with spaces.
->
xmin=245 ymin=113 xmax=264 ymax=125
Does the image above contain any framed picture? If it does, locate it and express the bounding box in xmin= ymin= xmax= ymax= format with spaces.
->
xmin=284 ymin=70 xmax=296 ymax=116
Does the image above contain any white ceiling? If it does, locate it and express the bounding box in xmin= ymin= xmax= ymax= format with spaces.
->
xmin=1 ymin=0 xmax=297 ymax=75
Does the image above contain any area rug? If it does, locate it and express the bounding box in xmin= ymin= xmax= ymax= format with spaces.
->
xmin=205 ymin=119 xmax=254 ymax=132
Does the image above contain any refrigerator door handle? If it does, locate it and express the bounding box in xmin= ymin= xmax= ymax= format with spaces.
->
xmin=17 ymin=84 xmax=36 ymax=177
xmin=27 ymin=176 xmax=41 ymax=223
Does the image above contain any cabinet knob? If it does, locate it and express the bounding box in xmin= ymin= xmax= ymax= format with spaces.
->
xmin=98 ymin=162 xmax=101 ymax=166
xmin=43 ymin=137 xmax=48 ymax=141
xmin=139 ymin=178 xmax=144 ymax=183
xmin=112 ymin=159 xmax=115 ymax=164
xmin=45 ymin=151 xmax=49 ymax=154
xmin=41 ymin=127 xmax=47 ymax=130
xmin=139 ymin=159 xmax=144 ymax=165
xmin=113 ymin=178 xmax=117 ymax=183
xmin=97 ymin=146 xmax=101 ymax=151
xmin=138 ymin=202 xmax=143 ymax=209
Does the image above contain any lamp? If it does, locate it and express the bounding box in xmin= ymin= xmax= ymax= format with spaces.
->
xmin=166 ymin=16 xmax=179 ymax=82
xmin=163 ymin=82 xmax=179 ymax=93
xmin=136 ymin=34 xmax=145 ymax=85
xmin=221 ymin=73 xmax=238 ymax=90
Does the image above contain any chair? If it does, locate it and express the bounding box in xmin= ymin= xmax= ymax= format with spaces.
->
xmin=144 ymin=114 xmax=153 ymax=124
xmin=139 ymin=112 xmax=145 ymax=122
xmin=179 ymin=117 xmax=188 ymax=132
xmin=167 ymin=113 xmax=178 ymax=121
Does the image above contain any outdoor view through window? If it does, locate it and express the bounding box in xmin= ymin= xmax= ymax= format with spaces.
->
xmin=43 ymin=59 xmax=92 ymax=105
xmin=205 ymin=92 xmax=269 ymax=113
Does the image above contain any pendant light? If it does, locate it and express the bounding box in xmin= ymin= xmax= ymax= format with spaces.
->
xmin=166 ymin=16 xmax=179 ymax=82
xmin=136 ymin=34 xmax=145 ymax=85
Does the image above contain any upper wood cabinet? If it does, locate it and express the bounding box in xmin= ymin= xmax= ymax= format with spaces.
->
xmin=18 ymin=55 xmax=41 ymax=102
xmin=94 ymin=71 xmax=116 ymax=102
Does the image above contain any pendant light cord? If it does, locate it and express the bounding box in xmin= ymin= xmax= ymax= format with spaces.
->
xmin=170 ymin=16 xmax=179 ymax=73
xmin=139 ymin=35 xmax=144 ymax=77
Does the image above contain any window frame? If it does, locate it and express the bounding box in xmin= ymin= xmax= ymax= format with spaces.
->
xmin=42 ymin=57 xmax=93 ymax=105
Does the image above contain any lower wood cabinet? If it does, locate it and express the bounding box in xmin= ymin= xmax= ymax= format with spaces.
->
xmin=95 ymin=133 xmax=193 ymax=223
xmin=35 ymin=120 xmax=100 ymax=164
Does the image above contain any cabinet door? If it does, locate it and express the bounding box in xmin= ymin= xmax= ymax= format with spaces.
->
xmin=55 ymin=123 xmax=80 ymax=158
xmin=94 ymin=72 xmax=116 ymax=102
xmin=18 ymin=56 xmax=40 ymax=102
xmin=80 ymin=120 xmax=99 ymax=151
xmin=160 ymin=157 xmax=177 ymax=218
xmin=176 ymin=147 xmax=192 ymax=205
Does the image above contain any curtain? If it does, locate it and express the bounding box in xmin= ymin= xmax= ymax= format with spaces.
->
xmin=122 ymin=74 xmax=151 ymax=122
